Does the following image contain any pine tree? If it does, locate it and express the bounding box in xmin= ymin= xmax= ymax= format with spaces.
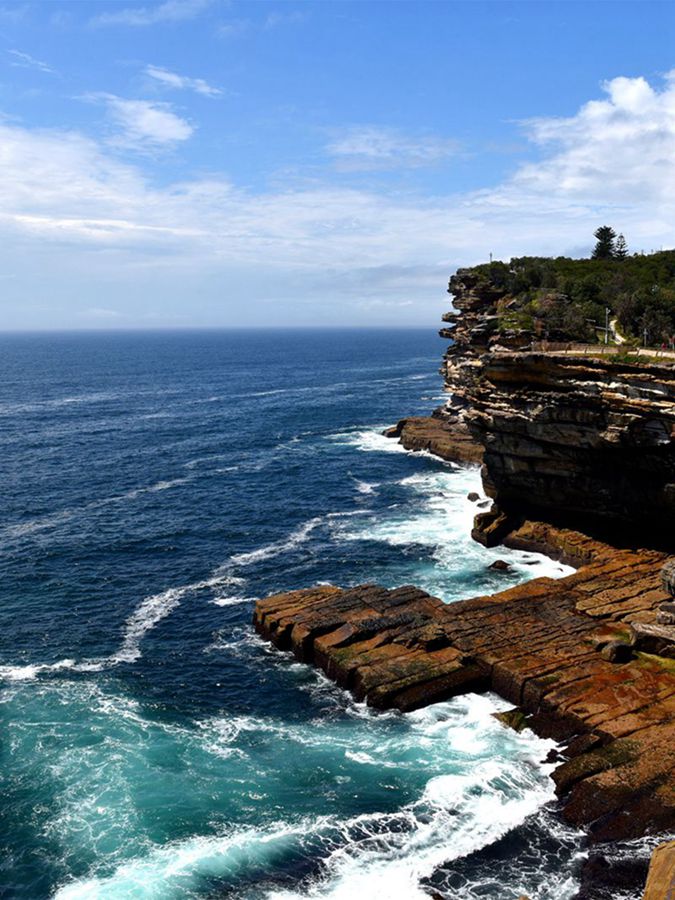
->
xmin=592 ymin=226 xmax=617 ymax=259
xmin=615 ymin=234 xmax=628 ymax=259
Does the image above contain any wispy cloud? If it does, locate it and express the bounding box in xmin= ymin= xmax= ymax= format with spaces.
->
xmin=86 ymin=93 xmax=194 ymax=150
xmin=145 ymin=64 xmax=221 ymax=97
xmin=216 ymin=18 xmax=250 ymax=38
xmin=217 ymin=8 xmax=306 ymax=38
xmin=327 ymin=126 xmax=461 ymax=170
xmin=1 ymin=73 xmax=675 ymax=326
xmin=91 ymin=0 xmax=209 ymax=28
xmin=264 ymin=10 xmax=307 ymax=29
xmin=7 ymin=49 xmax=56 ymax=75
xmin=0 ymin=5 xmax=29 ymax=25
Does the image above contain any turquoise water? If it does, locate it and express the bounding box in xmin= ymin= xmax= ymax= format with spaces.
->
xmin=0 ymin=329 xmax=581 ymax=899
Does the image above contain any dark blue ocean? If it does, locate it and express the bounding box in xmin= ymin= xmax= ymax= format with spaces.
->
xmin=0 ymin=329 xmax=587 ymax=899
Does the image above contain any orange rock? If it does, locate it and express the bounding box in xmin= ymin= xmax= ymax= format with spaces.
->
xmin=642 ymin=841 xmax=675 ymax=899
xmin=253 ymin=541 xmax=675 ymax=841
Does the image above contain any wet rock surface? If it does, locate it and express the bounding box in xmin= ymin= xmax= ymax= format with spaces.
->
xmin=642 ymin=840 xmax=675 ymax=899
xmin=385 ymin=415 xmax=483 ymax=464
xmin=254 ymin=539 xmax=675 ymax=843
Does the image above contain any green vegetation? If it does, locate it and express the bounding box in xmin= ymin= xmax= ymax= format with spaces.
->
xmin=592 ymin=225 xmax=618 ymax=260
xmin=464 ymin=243 xmax=675 ymax=345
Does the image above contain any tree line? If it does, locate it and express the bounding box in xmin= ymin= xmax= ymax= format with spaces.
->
xmin=592 ymin=226 xmax=628 ymax=260
xmin=466 ymin=233 xmax=675 ymax=348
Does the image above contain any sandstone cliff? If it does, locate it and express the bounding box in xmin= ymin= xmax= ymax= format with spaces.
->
xmin=440 ymin=272 xmax=675 ymax=550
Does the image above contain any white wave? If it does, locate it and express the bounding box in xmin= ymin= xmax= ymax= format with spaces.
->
xmin=247 ymin=388 xmax=288 ymax=397
xmin=344 ymin=750 xmax=398 ymax=768
xmin=0 ymin=574 xmax=249 ymax=683
xmin=111 ymin=584 xmax=191 ymax=665
xmin=0 ymin=658 xmax=78 ymax=681
xmin=109 ymin=570 xmax=254 ymax=665
xmin=229 ymin=517 xmax=323 ymax=567
xmin=210 ymin=595 xmax=257 ymax=607
xmin=49 ymin=694 xmax=574 ymax=900
xmin=199 ymin=573 xmax=246 ymax=590
xmin=325 ymin=510 xmax=363 ymax=520
xmin=268 ymin=695 xmax=568 ymax=900
xmin=336 ymin=467 xmax=573 ymax=602
xmin=0 ymin=583 xmax=192 ymax=679
xmin=3 ymin=509 xmax=76 ymax=538
xmin=0 ymin=391 xmax=121 ymax=417
xmin=327 ymin=427 xmax=408 ymax=455
xmin=105 ymin=477 xmax=190 ymax=505
xmin=1 ymin=477 xmax=190 ymax=540
xmin=53 ymin=820 xmax=327 ymax=900
xmin=0 ymin=513 xmax=329 ymax=679
xmin=183 ymin=453 xmax=232 ymax=470
xmin=354 ymin=479 xmax=378 ymax=495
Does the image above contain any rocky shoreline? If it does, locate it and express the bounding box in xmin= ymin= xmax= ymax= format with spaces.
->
xmin=384 ymin=415 xmax=483 ymax=464
xmin=254 ymin=538 xmax=673 ymax=839
xmin=253 ymin=264 xmax=675 ymax=897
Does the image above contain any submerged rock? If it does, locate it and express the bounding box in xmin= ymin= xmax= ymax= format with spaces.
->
xmin=493 ymin=707 xmax=528 ymax=732
xmin=574 ymin=853 xmax=649 ymax=900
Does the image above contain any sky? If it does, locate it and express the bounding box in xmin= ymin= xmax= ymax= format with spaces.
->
xmin=1 ymin=0 xmax=675 ymax=330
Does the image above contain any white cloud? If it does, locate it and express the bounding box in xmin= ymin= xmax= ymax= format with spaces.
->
xmin=91 ymin=0 xmax=209 ymax=27
xmin=512 ymin=74 xmax=675 ymax=207
xmin=216 ymin=19 xmax=250 ymax=38
xmin=145 ymin=64 xmax=221 ymax=97
xmin=0 ymin=5 xmax=29 ymax=24
xmin=216 ymin=9 xmax=306 ymax=38
xmin=7 ymin=49 xmax=55 ymax=75
xmin=264 ymin=10 xmax=307 ymax=29
xmin=1 ymin=73 xmax=675 ymax=327
xmin=327 ymin=126 xmax=461 ymax=169
xmin=108 ymin=97 xmax=194 ymax=147
xmin=88 ymin=94 xmax=194 ymax=150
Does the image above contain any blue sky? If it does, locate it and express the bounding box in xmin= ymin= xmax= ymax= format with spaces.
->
xmin=1 ymin=0 xmax=675 ymax=329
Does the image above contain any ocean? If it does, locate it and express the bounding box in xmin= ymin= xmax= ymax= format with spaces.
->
xmin=0 ymin=328 xmax=586 ymax=899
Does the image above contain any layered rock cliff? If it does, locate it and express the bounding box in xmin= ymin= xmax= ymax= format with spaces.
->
xmin=439 ymin=271 xmax=675 ymax=551
xmin=255 ymin=263 xmax=675 ymax=897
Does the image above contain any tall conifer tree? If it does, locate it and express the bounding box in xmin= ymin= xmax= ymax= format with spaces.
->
xmin=615 ymin=234 xmax=628 ymax=259
xmin=592 ymin=226 xmax=617 ymax=259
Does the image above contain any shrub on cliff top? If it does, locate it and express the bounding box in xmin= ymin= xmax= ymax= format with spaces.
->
xmin=460 ymin=250 xmax=675 ymax=345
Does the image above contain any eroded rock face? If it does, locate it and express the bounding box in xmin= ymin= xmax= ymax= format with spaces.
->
xmin=384 ymin=415 xmax=483 ymax=464
xmin=457 ymin=352 xmax=675 ymax=548
xmin=439 ymin=271 xmax=675 ymax=547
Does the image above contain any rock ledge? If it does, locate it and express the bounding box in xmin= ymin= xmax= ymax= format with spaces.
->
xmin=255 ymin=542 xmax=675 ymax=843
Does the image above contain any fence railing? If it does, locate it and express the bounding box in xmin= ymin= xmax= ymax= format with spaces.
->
xmin=529 ymin=341 xmax=675 ymax=360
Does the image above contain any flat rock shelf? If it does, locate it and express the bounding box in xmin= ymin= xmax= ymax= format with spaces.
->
xmin=254 ymin=541 xmax=675 ymax=843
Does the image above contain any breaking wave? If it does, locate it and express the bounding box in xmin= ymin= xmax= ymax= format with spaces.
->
xmin=49 ymin=693 xmax=579 ymax=900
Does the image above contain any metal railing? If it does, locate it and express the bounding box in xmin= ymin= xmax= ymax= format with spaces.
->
xmin=529 ymin=341 xmax=675 ymax=361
